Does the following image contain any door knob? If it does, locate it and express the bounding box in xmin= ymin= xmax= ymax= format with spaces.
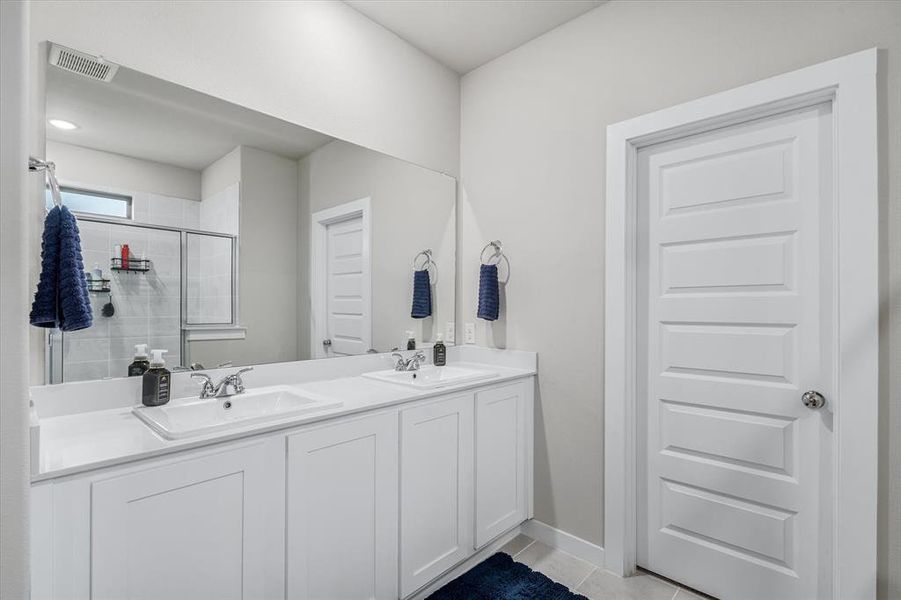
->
xmin=801 ymin=390 xmax=826 ymax=409
xmin=322 ymin=339 xmax=332 ymax=347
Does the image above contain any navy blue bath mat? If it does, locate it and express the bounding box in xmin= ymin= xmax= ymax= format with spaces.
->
xmin=426 ymin=552 xmax=588 ymax=600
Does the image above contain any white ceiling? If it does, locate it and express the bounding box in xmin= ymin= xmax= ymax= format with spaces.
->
xmin=46 ymin=65 xmax=334 ymax=172
xmin=345 ymin=0 xmax=605 ymax=74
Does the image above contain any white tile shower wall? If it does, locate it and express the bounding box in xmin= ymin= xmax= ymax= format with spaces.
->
xmin=186 ymin=234 xmax=233 ymax=324
xmin=62 ymin=221 xmax=182 ymax=382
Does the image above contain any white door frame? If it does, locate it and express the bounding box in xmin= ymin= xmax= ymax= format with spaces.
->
xmin=311 ymin=197 xmax=372 ymax=358
xmin=604 ymin=49 xmax=878 ymax=599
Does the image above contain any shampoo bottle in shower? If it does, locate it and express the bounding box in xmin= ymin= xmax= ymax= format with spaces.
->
xmin=142 ymin=349 xmax=170 ymax=407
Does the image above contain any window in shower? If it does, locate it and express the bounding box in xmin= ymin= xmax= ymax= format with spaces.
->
xmin=45 ymin=185 xmax=132 ymax=219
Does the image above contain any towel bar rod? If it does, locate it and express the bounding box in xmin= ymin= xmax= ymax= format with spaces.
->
xmin=28 ymin=156 xmax=63 ymax=208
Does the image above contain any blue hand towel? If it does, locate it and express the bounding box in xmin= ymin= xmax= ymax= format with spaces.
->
xmin=477 ymin=263 xmax=499 ymax=321
xmin=30 ymin=206 xmax=93 ymax=331
xmin=411 ymin=269 xmax=432 ymax=319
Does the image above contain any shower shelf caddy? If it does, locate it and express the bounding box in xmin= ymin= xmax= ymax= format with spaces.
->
xmin=110 ymin=257 xmax=152 ymax=272
xmin=86 ymin=278 xmax=111 ymax=293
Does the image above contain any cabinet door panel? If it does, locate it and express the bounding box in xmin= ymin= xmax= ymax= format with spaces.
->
xmin=400 ymin=394 xmax=474 ymax=597
xmin=475 ymin=382 xmax=528 ymax=547
xmin=91 ymin=440 xmax=283 ymax=600
xmin=287 ymin=412 xmax=399 ymax=600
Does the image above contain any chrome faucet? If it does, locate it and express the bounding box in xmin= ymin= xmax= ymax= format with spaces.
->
xmin=391 ymin=351 xmax=427 ymax=372
xmin=192 ymin=367 xmax=254 ymax=399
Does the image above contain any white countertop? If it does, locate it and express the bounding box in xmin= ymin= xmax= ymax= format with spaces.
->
xmin=33 ymin=361 xmax=534 ymax=482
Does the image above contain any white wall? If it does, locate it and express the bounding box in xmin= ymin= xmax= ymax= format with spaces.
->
xmin=47 ymin=141 xmax=201 ymax=200
xmin=300 ymin=140 xmax=456 ymax=354
xmin=201 ymin=146 xmax=241 ymax=199
xmin=458 ymin=2 xmax=901 ymax=597
xmin=29 ymin=0 xmax=460 ymax=176
xmin=200 ymin=148 xmax=241 ymax=236
xmin=0 ymin=1 xmax=30 ymax=596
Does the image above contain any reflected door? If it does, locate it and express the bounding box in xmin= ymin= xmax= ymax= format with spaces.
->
xmin=637 ymin=104 xmax=834 ymax=599
xmin=312 ymin=198 xmax=371 ymax=358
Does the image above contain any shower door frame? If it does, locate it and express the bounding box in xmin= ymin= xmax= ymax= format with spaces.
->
xmin=47 ymin=215 xmax=240 ymax=382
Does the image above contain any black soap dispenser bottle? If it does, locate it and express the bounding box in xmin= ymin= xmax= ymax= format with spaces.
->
xmin=433 ymin=334 xmax=446 ymax=366
xmin=142 ymin=349 xmax=171 ymax=407
xmin=128 ymin=343 xmax=150 ymax=377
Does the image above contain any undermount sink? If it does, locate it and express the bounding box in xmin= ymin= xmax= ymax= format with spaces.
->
xmin=362 ymin=365 xmax=499 ymax=389
xmin=133 ymin=385 xmax=342 ymax=440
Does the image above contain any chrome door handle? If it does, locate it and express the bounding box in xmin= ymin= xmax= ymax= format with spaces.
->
xmin=322 ymin=339 xmax=332 ymax=347
xmin=802 ymin=390 xmax=826 ymax=409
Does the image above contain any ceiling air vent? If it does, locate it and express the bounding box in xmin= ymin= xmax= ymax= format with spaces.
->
xmin=48 ymin=44 xmax=119 ymax=82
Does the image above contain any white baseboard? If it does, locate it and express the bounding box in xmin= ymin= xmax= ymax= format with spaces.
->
xmin=406 ymin=520 xmax=604 ymax=599
xmin=520 ymin=519 xmax=605 ymax=568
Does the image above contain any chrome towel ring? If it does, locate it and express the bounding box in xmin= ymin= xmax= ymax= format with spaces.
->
xmin=480 ymin=240 xmax=503 ymax=265
xmin=413 ymin=249 xmax=437 ymax=282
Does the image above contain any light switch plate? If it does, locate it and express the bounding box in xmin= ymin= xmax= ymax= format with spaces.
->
xmin=445 ymin=322 xmax=455 ymax=344
xmin=464 ymin=323 xmax=476 ymax=344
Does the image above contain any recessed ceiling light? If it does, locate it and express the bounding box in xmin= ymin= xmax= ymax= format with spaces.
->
xmin=48 ymin=119 xmax=78 ymax=130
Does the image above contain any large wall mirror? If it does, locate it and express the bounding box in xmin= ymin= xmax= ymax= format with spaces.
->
xmin=41 ymin=45 xmax=455 ymax=383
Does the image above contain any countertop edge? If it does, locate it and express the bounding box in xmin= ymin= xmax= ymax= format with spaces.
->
xmin=32 ymin=369 xmax=535 ymax=483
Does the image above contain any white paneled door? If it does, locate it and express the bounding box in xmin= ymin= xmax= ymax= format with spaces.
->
xmin=326 ymin=215 xmax=367 ymax=355
xmin=312 ymin=198 xmax=372 ymax=358
xmin=637 ymin=104 xmax=834 ymax=599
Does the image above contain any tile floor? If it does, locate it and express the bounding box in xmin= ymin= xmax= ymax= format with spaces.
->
xmin=498 ymin=535 xmax=715 ymax=600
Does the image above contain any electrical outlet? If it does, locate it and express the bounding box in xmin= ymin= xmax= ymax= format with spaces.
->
xmin=445 ymin=322 xmax=455 ymax=344
xmin=464 ymin=323 xmax=476 ymax=344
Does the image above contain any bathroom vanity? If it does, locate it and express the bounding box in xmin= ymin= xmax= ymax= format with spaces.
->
xmin=27 ymin=41 xmax=526 ymax=600
xmin=29 ymin=347 xmax=535 ymax=599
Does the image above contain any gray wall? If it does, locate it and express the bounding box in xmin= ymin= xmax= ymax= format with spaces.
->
xmin=0 ymin=2 xmax=30 ymax=596
xmin=299 ymin=140 xmax=456 ymax=354
xmin=458 ymin=1 xmax=900 ymax=596
xmin=189 ymin=146 xmax=300 ymax=367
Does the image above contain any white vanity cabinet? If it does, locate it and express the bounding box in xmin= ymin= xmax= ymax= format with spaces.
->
xmin=33 ymin=437 xmax=285 ymax=600
xmin=400 ymin=394 xmax=475 ymax=597
xmin=474 ymin=381 xmax=530 ymax=548
xmin=31 ymin=374 xmax=534 ymax=600
xmin=286 ymin=411 xmax=399 ymax=600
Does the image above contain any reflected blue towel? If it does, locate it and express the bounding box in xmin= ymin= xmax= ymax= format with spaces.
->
xmin=477 ymin=263 xmax=499 ymax=321
xmin=30 ymin=206 xmax=93 ymax=331
xmin=411 ymin=269 xmax=432 ymax=318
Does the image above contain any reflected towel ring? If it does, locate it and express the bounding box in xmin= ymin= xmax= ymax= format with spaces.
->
xmin=480 ymin=240 xmax=503 ymax=265
xmin=413 ymin=249 xmax=437 ymax=283
xmin=413 ymin=249 xmax=433 ymax=270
